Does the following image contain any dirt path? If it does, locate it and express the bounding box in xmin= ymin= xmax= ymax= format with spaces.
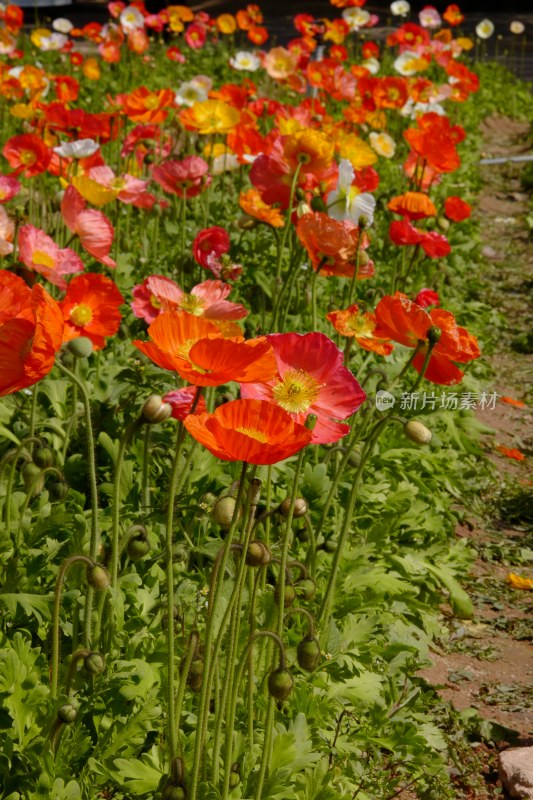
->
xmin=418 ymin=114 xmax=533 ymax=797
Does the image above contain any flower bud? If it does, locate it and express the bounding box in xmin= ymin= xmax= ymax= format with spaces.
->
xmin=427 ymin=326 xmax=441 ymax=346
xmin=57 ymin=703 xmax=77 ymax=724
xmin=186 ymin=657 xmax=204 ymax=692
xmin=274 ymin=582 xmax=295 ymax=608
xmin=297 ymin=636 xmax=321 ymax=671
xmin=162 ymin=787 xmax=186 ymax=800
xmin=296 ymin=577 xmax=317 ymax=602
xmin=50 ymin=479 xmax=69 ymax=501
xmin=280 ymin=497 xmax=308 ymax=518
xmin=67 ymin=336 xmax=93 ymax=359
xmin=21 ymin=462 xmax=44 ymax=496
xmin=404 ymin=420 xmax=432 ymax=445
xmin=141 ymin=394 xmax=172 ymax=424
xmin=127 ymin=531 xmax=150 ymax=561
xmin=245 ymin=541 xmax=271 ymax=567
xmin=211 ymin=496 xmax=238 ymax=529
xmin=84 ymin=651 xmax=105 ymax=675
xmin=310 ymin=196 xmax=326 ymax=213
xmin=33 ymin=445 xmax=53 ymax=469
xmin=297 ymin=201 xmax=311 ymax=217
xmin=268 ymin=667 xmax=294 ymax=701
xmin=86 ymin=564 xmax=110 ymax=592
xmin=437 ymin=216 xmax=450 ymax=231
xmin=358 ymin=215 xmax=368 ymax=230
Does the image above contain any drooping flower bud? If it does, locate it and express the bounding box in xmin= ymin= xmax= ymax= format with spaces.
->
xmin=57 ymin=703 xmax=78 ymax=724
xmin=274 ymin=582 xmax=296 ymax=608
xmin=86 ymin=564 xmax=110 ymax=592
xmin=268 ymin=667 xmax=294 ymax=701
xmin=297 ymin=636 xmax=321 ymax=671
xmin=67 ymin=336 xmax=93 ymax=359
xmin=211 ymin=496 xmax=238 ymax=529
xmin=141 ymin=395 xmax=172 ymax=424
xmin=404 ymin=420 xmax=432 ymax=445
xmin=245 ymin=541 xmax=271 ymax=567
xmin=84 ymin=652 xmax=105 ymax=675
xmin=280 ymin=497 xmax=308 ymax=518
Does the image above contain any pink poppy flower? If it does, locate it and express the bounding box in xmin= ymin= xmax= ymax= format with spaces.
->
xmin=18 ymin=225 xmax=84 ymax=289
xmin=240 ymin=332 xmax=366 ymax=444
xmin=61 ymin=185 xmax=116 ymax=269
xmin=0 ymin=207 xmax=15 ymax=256
xmin=0 ymin=175 xmax=21 ymax=203
xmin=88 ymin=165 xmax=155 ymax=209
xmin=152 ymin=156 xmax=210 ymax=198
xmin=163 ymin=385 xmax=208 ymax=421
xmin=185 ymin=22 xmax=207 ymax=49
xmin=131 ymin=275 xmax=248 ymax=324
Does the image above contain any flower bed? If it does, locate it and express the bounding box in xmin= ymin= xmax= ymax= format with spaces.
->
xmin=0 ymin=2 xmax=531 ymax=798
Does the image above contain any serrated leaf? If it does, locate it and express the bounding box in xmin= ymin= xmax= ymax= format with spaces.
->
xmin=327 ymin=671 xmax=383 ymax=706
xmin=111 ymin=754 xmax=163 ymax=794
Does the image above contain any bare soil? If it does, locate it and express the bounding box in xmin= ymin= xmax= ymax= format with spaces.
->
xmin=418 ymin=114 xmax=533 ymax=797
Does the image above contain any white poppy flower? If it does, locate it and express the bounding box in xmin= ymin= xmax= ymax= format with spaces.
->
xmin=327 ymin=159 xmax=375 ymax=226
xmin=394 ymin=51 xmax=424 ymax=76
xmin=175 ymin=81 xmax=209 ymax=107
xmin=119 ymin=6 xmax=145 ymax=32
xmin=229 ymin=51 xmax=261 ymax=71
xmin=362 ymin=57 xmax=380 ymax=75
xmin=52 ymin=18 xmax=73 ymax=34
xmin=342 ymin=8 xmax=371 ymax=31
xmin=54 ymin=139 xmax=100 ymax=159
xmin=510 ymin=21 xmax=525 ymax=35
xmin=476 ymin=19 xmax=495 ymax=39
xmin=390 ymin=1 xmax=410 ymax=16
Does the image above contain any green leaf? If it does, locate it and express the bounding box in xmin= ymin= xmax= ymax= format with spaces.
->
xmin=327 ymin=671 xmax=383 ymax=706
xmin=111 ymin=753 xmax=163 ymax=794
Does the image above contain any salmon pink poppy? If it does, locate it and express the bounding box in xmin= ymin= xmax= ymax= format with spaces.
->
xmin=61 ymin=185 xmax=116 ymax=268
xmin=375 ymin=292 xmax=480 ymax=385
xmin=131 ymin=276 xmax=248 ymax=324
xmin=133 ymin=311 xmax=277 ymax=387
xmin=183 ymin=398 xmax=312 ymax=465
xmin=0 ymin=207 xmax=15 ymax=256
xmin=87 ymin=165 xmax=155 ymax=208
xmin=0 ymin=175 xmax=20 ymax=203
xmin=152 ymin=157 xmax=210 ymax=198
xmin=60 ymin=273 xmax=124 ymax=350
xmin=3 ymin=133 xmax=51 ymax=177
xmin=0 ymin=270 xmax=64 ymax=397
xmin=326 ymin=305 xmax=393 ymax=356
xmin=240 ymin=332 xmax=366 ymax=444
xmin=18 ymin=225 xmax=84 ymax=289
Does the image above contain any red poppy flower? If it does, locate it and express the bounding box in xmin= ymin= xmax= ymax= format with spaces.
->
xmin=389 ymin=220 xmax=450 ymax=258
xmin=420 ymin=231 xmax=451 ymax=258
xmin=327 ymin=305 xmax=393 ymax=356
xmin=374 ymin=292 xmax=480 ymax=385
xmin=443 ymin=4 xmax=464 ymax=26
xmin=0 ymin=270 xmax=64 ymax=397
xmin=152 ymin=157 xmax=210 ymax=198
xmin=163 ymin=386 xmax=208 ymax=421
xmin=496 ymin=445 xmax=525 ymax=462
xmin=240 ymin=332 xmax=366 ymax=444
xmin=59 ymin=273 xmax=124 ymax=350
xmin=133 ymin=312 xmax=277 ymax=387
xmin=192 ymin=226 xmax=230 ymax=268
xmin=404 ymin=113 xmax=465 ymax=174
xmin=444 ymin=196 xmax=471 ymax=222
xmin=183 ymin=399 xmax=312 ymax=465
xmin=3 ymin=133 xmax=51 ymax=178
xmin=414 ymin=288 xmax=440 ymax=308
xmin=61 ymin=186 xmax=116 ymax=268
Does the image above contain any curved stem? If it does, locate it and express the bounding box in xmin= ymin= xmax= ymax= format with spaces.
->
xmin=51 ymin=555 xmax=95 ymax=699
xmin=55 ymin=360 xmax=100 ymax=646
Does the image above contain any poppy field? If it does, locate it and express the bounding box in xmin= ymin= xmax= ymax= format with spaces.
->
xmin=0 ymin=2 xmax=531 ymax=798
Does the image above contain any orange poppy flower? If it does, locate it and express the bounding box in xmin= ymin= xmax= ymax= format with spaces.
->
xmin=388 ymin=192 xmax=437 ymax=220
xmin=183 ymin=398 xmax=312 ymax=465
xmin=239 ymin=188 xmax=285 ymax=228
xmin=496 ymin=445 xmax=525 ymax=462
xmin=60 ymin=273 xmax=124 ymax=350
xmin=0 ymin=270 xmax=64 ymax=397
xmin=327 ymin=305 xmax=393 ymax=356
xmin=3 ymin=133 xmax=51 ymax=177
xmin=375 ymin=292 xmax=480 ymax=385
xmin=133 ymin=311 xmax=277 ymax=387
xmin=122 ymin=87 xmax=175 ymax=124
xmin=373 ymin=77 xmax=408 ymax=110
xmin=296 ymin=212 xmax=372 ymax=279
